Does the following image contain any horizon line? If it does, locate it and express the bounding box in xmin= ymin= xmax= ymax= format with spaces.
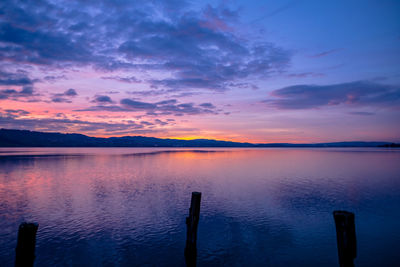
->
xmin=1 ymin=128 xmax=398 ymax=145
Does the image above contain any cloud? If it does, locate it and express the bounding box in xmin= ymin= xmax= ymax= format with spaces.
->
xmin=43 ymin=75 xmax=67 ymax=83
xmin=91 ymin=95 xmax=114 ymax=104
xmin=0 ymin=70 xmax=35 ymax=86
xmin=140 ymin=121 xmax=154 ymax=126
xmin=146 ymin=41 xmax=290 ymax=91
xmin=127 ymin=90 xmax=169 ymax=97
xmin=0 ymin=67 xmax=42 ymax=101
xmin=2 ymin=109 xmax=30 ymax=118
xmin=51 ymin=97 xmax=70 ymax=103
xmin=127 ymin=89 xmax=202 ymax=98
xmin=77 ymin=98 xmax=219 ymax=116
xmin=264 ymin=81 xmax=400 ymax=110
xmin=75 ymin=105 xmax=128 ymax=112
xmin=64 ymin=88 xmax=77 ymax=96
xmin=155 ymin=99 xmax=178 ymax=105
xmin=154 ymin=119 xmax=168 ymax=126
xmin=51 ymin=88 xmax=78 ymax=103
xmin=309 ymin=49 xmax=342 ymax=58
xmin=101 ymin=76 xmax=142 ymax=83
xmin=0 ymin=106 xmax=180 ymax=135
xmin=199 ymin=102 xmax=215 ymax=108
xmin=120 ymin=99 xmax=157 ymax=110
xmin=0 ymin=86 xmax=37 ymax=100
xmin=286 ymin=72 xmax=324 ymax=78
xmin=348 ymin=111 xmax=375 ymax=116
xmin=0 ymin=0 xmax=291 ymax=92
xmin=0 ymin=113 xmax=144 ymax=134
xmin=120 ymin=98 xmax=218 ymax=116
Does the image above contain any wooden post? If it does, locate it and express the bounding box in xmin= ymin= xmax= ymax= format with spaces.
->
xmin=15 ymin=222 xmax=39 ymax=267
xmin=185 ymin=192 xmax=201 ymax=267
xmin=333 ymin=211 xmax=356 ymax=267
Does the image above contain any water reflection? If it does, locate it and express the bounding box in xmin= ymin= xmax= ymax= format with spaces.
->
xmin=0 ymin=148 xmax=399 ymax=266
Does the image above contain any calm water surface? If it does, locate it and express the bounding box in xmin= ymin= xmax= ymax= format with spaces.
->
xmin=0 ymin=147 xmax=399 ymax=266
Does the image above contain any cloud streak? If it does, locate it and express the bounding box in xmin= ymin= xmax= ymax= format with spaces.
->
xmin=0 ymin=111 xmax=177 ymax=135
xmin=0 ymin=86 xmax=37 ymax=100
xmin=264 ymin=81 xmax=400 ymax=109
xmin=51 ymin=88 xmax=78 ymax=103
xmin=0 ymin=70 xmax=35 ymax=86
xmin=78 ymin=98 xmax=219 ymax=116
xmin=309 ymin=49 xmax=342 ymax=58
xmin=101 ymin=76 xmax=142 ymax=84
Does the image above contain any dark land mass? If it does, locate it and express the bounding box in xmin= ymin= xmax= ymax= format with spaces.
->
xmin=379 ymin=143 xmax=400 ymax=147
xmin=0 ymin=128 xmax=397 ymax=148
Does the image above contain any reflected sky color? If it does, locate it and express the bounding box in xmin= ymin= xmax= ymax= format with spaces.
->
xmin=0 ymin=0 xmax=399 ymax=142
xmin=1 ymin=148 xmax=400 ymax=266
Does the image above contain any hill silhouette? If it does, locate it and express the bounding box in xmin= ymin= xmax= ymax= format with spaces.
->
xmin=0 ymin=128 xmax=394 ymax=148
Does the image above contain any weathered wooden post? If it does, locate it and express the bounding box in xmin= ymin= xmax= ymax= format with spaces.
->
xmin=185 ymin=192 xmax=201 ymax=267
xmin=333 ymin=211 xmax=356 ymax=267
xmin=15 ymin=222 xmax=39 ymax=267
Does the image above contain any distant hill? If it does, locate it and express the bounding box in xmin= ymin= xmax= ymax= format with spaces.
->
xmin=0 ymin=128 xmax=395 ymax=148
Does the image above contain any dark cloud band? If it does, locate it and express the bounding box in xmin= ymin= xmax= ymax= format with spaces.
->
xmin=264 ymin=81 xmax=400 ymax=109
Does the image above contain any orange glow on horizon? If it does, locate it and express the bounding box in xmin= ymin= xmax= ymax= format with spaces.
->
xmin=78 ymin=132 xmax=311 ymax=144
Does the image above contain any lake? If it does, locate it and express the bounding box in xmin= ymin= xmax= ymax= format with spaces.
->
xmin=0 ymin=147 xmax=399 ymax=266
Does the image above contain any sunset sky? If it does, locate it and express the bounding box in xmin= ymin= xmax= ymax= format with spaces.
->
xmin=0 ymin=0 xmax=399 ymax=143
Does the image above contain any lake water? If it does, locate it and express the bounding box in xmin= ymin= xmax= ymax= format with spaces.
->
xmin=0 ymin=147 xmax=399 ymax=266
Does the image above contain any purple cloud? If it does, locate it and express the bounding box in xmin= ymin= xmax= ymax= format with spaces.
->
xmin=64 ymin=89 xmax=77 ymax=96
xmin=51 ymin=88 xmax=78 ymax=103
xmin=264 ymin=81 xmax=400 ymax=109
xmin=43 ymin=75 xmax=67 ymax=83
xmin=0 ymin=70 xmax=34 ymax=86
xmin=120 ymin=99 xmax=157 ymax=110
xmin=199 ymin=103 xmax=215 ymax=108
xmin=348 ymin=111 xmax=375 ymax=116
xmin=286 ymin=72 xmax=324 ymax=78
xmin=78 ymin=98 xmax=219 ymax=116
xmin=0 ymin=113 xmax=144 ymax=134
xmin=121 ymin=98 xmax=218 ymax=116
xmin=2 ymin=109 xmax=30 ymax=118
xmin=0 ymin=86 xmax=37 ymax=100
xmin=101 ymin=76 xmax=142 ymax=83
xmin=0 ymin=0 xmax=291 ymax=92
xmin=91 ymin=95 xmax=114 ymax=104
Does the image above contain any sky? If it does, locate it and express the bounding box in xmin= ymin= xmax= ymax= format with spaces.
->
xmin=0 ymin=0 xmax=399 ymax=143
